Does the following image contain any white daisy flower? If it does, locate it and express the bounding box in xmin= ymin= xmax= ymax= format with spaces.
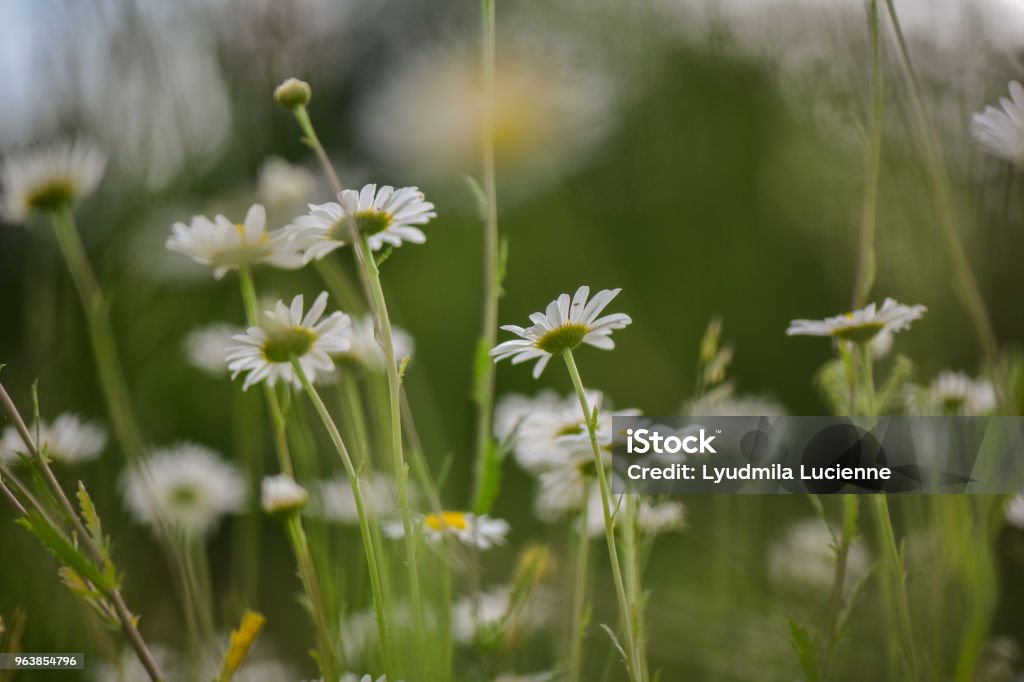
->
xmin=166 ymin=204 xmax=303 ymax=279
xmin=493 ymin=390 xmax=561 ymax=443
xmin=767 ymin=518 xmax=870 ymax=592
xmin=122 ymin=443 xmax=246 ymax=537
xmin=585 ymin=484 xmax=625 ymax=537
xmin=908 ymin=370 xmax=997 ymax=416
xmin=184 ymin=323 xmax=241 ymax=377
xmin=257 ymin=156 xmax=315 ymax=209
xmin=450 ymin=585 xmax=550 ymax=644
xmin=285 ymin=184 xmax=436 ymax=262
xmin=1006 ymin=494 xmax=1024 ymax=529
xmin=226 ymin=292 xmax=351 ymax=390
xmin=786 ymin=298 xmax=926 ymax=343
xmin=972 ymin=81 xmax=1024 ymax=165
xmin=0 ymin=140 xmax=106 ymax=222
xmin=491 ymin=286 xmax=632 ymax=378
xmin=261 ymin=475 xmax=308 ymax=516
xmin=0 ymin=414 xmax=106 ymax=465
xmin=385 ymin=511 xmax=510 ymax=550
xmin=636 ymin=500 xmax=686 ymax=536
xmin=308 ymin=473 xmax=399 ymax=524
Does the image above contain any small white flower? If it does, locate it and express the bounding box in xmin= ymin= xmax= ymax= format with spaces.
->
xmin=184 ymin=323 xmax=241 ymax=377
xmin=1006 ymin=494 xmax=1024 ymax=529
xmin=767 ymin=518 xmax=870 ymax=592
xmin=0 ymin=414 xmax=106 ymax=465
xmin=972 ymin=81 xmax=1024 ymax=165
xmin=450 ymin=585 xmax=550 ymax=644
xmin=258 ymin=156 xmax=315 ymax=208
xmin=166 ymin=204 xmax=302 ymax=279
xmin=491 ymin=286 xmax=632 ymax=378
xmin=1 ymin=140 xmax=106 ymax=222
xmin=261 ymin=475 xmax=308 ymax=515
xmin=636 ymin=500 xmax=686 ymax=536
xmin=285 ymin=184 xmax=436 ymax=262
xmin=226 ymin=292 xmax=351 ymax=390
xmin=786 ymin=298 xmax=926 ymax=343
xmin=585 ymin=484 xmax=625 ymax=537
xmin=308 ymin=473 xmax=398 ymax=524
xmin=908 ymin=370 xmax=997 ymax=416
xmin=386 ymin=511 xmax=510 ymax=550
xmin=122 ymin=443 xmax=246 ymax=537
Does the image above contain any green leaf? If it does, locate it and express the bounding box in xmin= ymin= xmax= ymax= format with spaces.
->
xmin=472 ymin=437 xmax=504 ymax=516
xmin=16 ymin=512 xmax=113 ymax=592
xmin=599 ymin=624 xmax=628 ymax=667
xmin=374 ymin=245 xmax=394 ymax=268
xmin=787 ymin=617 xmax=819 ymax=682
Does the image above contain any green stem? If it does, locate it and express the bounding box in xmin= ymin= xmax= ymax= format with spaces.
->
xmin=340 ymin=372 xmax=371 ymax=470
xmin=821 ymin=496 xmax=859 ymax=679
xmin=359 ymin=238 xmax=428 ymax=652
xmin=284 ymin=514 xmax=340 ymax=681
xmin=569 ymin=487 xmax=592 ymax=682
xmin=562 ymin=349 xmax=644 ymax=682
xmin=871 ymin=496 xmax=920 ymax=680
xmin=50 ymin=208 xmax=146 ymax=463
xmin=471 ymin=0 xmax=502 ymax=513
xmin=860 ymin=343 xmax=877 ymax=417
xmin=291 ymin=358 xmax=396 ymax=677
xmin=839 ymin=341 xmax=857 ymax=416
xmin=237 ymin=267 xmax=294 ymax=477
xmin=851 ymin=0 xmax=884 ymax=309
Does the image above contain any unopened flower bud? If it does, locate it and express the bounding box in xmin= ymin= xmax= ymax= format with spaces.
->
xmin=261 ymin=475 xmax=308 ymax=517
xmin=273 ymin=78 xmax=312 ymax=110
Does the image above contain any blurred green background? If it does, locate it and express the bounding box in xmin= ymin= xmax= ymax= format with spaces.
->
xmin=3 ymin=0 xmax=1024 ymax=679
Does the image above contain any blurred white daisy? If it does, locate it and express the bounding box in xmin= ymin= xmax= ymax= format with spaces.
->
xmin=0 ymin=414 xmax=106 ymax=465
xmin=0 ymin=140 xmax=106 ymax=222
xmin=184 ymin=323 xmax=241 ymax=377
xmin=786 ymin=298 xmax=926 ymax=343
xmin=636 ymin=499 xmax=686 ymax=536
xmin=122 ymin=443 xmax=246 ymax=537
xmin=534 ymin=446 xmax=599 ymax=523
xmin=493 ymin=390 xmax=561 ymax=443
xmin=308 ymin=473 xmax=398 ymax=524
xmin=585 ymin=484 xmax=625 ymax=537
xmin=285 ymin=184 xmax=436 ymax=262
xmin=261 ymin=475 xmax=308 ymax=515
xmin=491 ymin=286 xmax=632 ymax=378
xmin=385 ymin=511 xmax=510 ymax=550
xmin=767 ymin=518 xmax=870 ymax=592
xmin=450 ymin=585 xmax=550 ymax=644
xmin=329 ymin=314 xmax=414 ymax=373
xmin=166 ymin=204 xmax=302 ymax=279
xmin=907 ymin=370 xmax=997 ymax=416
xmin=257 ymin=156 xmax=315 ymax=209
xmin=972 ymin=81 xmax=1024 ymax=164
xmin=226 ymin=292 xmax=351 ymax=390
xmin=358 ymin=37 xmax=614 ymax=194
xmin=1006 ymin=494 xmax=1024 ymax=529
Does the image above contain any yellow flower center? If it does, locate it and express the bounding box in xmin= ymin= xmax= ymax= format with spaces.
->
xmin=535 ymin=322 xmax=588 ymax=354
xmin=26 ymin=178 xmax=76 ymax=211
xmin=261 ymin=326 xmax=317 ymax=363
xmin=330 ymin=210 xmax=394 ymax=240
xmin=833 ymin=320 xmax=884 ymax=343
xmin=424 ymin=511 xmax=468 ymax=532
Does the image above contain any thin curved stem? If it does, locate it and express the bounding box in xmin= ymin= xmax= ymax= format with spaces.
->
xmin=562 ymin=350 xmax=644 ymax=682
xmin=291 ymin=358 xmax=396 ymax=677
xmin=568 ymin=486 xmax=592 ymax=682
xmin=284 ymin=514 xmax=340 ymax=681
xmin=50 ymin=208 xmax=146 ymax=463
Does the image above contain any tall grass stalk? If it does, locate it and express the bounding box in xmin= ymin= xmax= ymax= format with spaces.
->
xmin=568 ymin=488 xmax=592 ymax=682
xmin=283 ymin=513 xmax=340 ymax=681
xmin=880 ymin=0 xmax=1010 ymax=414
xmin=290 ymin=358 xmax=397 ymax=677
xmin=562 ymin=349 xmax=645 ymax=682
xmin=471 ymin=0 xmax=502 ymax=513
xmin=49 ymin=208 xmax=146 ymax=463
xmin=851 ymin=0 xmax=885 ymax=309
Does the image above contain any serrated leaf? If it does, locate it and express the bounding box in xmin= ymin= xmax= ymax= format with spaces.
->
xmin=787 ymin=617 xmax=819 ymax=682
xmin=16 ymin=513 xmax=112 ymax=592
xmin=76 ymin=483 xmax=102 ymax=544
xmin=374 ymin=245 xmax=394 ymax=267
xmin=398 ymin=354 xmax=410 ymax=382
